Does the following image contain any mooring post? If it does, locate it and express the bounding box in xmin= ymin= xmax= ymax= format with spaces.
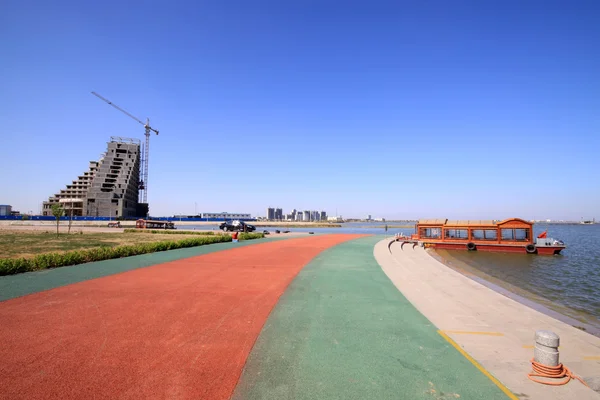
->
xmin=534 ymin=330 xmax=560 ymax=366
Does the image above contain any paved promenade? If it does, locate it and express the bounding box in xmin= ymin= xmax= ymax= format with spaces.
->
xmin=2 ymin=234 xmax=597 ymax=399
xmin=234 ymin=236 xmax=509 ymax=399
xmin=374 ymin=239 xmax=600 ymax=399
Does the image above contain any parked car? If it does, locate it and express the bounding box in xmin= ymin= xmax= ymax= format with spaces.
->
xmin=219 ymin=220 xmax=256 ymax=232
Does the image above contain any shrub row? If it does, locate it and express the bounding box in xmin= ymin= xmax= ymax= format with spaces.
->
xmin=0 ymin=232 xmax=264 ymax=276
xmin=238 ymin=232 xmax=265 ymax=240
xmin=123 ymin=229 xmax=215 ymax=235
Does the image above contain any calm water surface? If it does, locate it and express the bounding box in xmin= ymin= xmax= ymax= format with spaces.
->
xmin=180 ymin=222 xmax=415 ymax=235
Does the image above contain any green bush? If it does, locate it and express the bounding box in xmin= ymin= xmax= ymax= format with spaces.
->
xmin=1 ymin=258 xmax=29 ymax=275
xmin=124 ymin=229 xmax=215 ymax=236
xmin=0 ymin=232 xmax=266 ymax=276
xmin=239 ymin=232 xmax=265 ymax=240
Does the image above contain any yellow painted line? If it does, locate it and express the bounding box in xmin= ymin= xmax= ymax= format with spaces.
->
xmin=583 ymin=356 xmax=600 ymax=360
xmin=442 ymin=330 xmax=504 ymax=336
xmin=522 ymin=345 xmax=534 ymax=349
xmin=438 ymin=330 xmax=518 ymax=400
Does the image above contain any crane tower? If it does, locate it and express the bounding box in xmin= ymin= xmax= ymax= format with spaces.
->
xmin=91 ymin=92 xmax=158 ymax=204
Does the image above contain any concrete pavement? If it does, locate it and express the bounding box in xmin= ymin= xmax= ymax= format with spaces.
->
xmin=374 ymin=239 xmax=600 ymax=399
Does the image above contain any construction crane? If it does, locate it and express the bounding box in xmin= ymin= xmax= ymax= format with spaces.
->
xmin=91 ymin=92 xmax=158 ymax=204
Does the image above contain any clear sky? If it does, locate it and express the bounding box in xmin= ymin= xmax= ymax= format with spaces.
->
xmin=1 ymin=0 xmax=598 ymax=220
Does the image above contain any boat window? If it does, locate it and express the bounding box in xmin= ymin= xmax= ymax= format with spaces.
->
xmin=420 ymin=227 xmax=441 ymax=238
xmin=484 ymin=230 xmax=497 ymax=240
xmin=472 ymin=230 xmax=484 ymax=240
xmin=472 ymin=229 xmax=497 ymax=240
xmin=445 ymin=229 xmax=469 ymax=239
xmin=500 ymin=228 xmax=530 ymax=241
xmin=515 ymin=229 xmax=529 ymax=241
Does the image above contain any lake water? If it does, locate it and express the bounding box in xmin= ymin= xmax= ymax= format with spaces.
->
xmin=180 ymin=222 xmax=600 ymax=328
xmin=432 ymin=224 xmax=600 ymax=330
xmin=179 ymin=222 xmax=415 ymax=236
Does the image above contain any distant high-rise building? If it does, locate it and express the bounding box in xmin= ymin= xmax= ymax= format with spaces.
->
xmin=266 ymin=207 xmax=275 ymax=220
xmin=267 ymin=207 xmax=328 ymax=222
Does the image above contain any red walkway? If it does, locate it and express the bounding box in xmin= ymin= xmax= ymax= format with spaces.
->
xmin=0 ymin=234 xmax=362 ymax=400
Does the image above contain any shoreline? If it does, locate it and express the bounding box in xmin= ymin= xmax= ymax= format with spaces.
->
xmin=226 ymin=222 xmax=340 ymax=228
xmin=0 ymin=220 xmax=340 ymax=228
xmin=428 ymin=248 xmax=600 ymax=337
xmin=375 ymin=239 xmax=600 ymax=398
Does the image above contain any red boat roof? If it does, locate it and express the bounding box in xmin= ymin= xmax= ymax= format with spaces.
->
xmin=445 ymin=220 xmax=495 ymax=226
xmin=417 ymin=218 xmax=532 ymax=227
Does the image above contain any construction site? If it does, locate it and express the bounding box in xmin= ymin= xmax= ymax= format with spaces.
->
xmin=42 ymin=93 xmax=159 ymax=219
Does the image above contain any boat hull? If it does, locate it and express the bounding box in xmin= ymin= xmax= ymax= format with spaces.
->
xmin=418 ymin=242 xmax=565 ymax=255
xmin=536 ymin=246 xmax=564 ymax=255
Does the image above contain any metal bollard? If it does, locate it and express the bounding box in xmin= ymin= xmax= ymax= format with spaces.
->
xmin=534 ymin=330 xmax=560 ymax=366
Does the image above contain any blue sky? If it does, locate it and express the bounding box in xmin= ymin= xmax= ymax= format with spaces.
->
xmin=1 ymin=0 xmax=598 ymax=220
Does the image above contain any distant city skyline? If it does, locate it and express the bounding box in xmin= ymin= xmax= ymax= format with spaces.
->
xmin=1 ymin=197 xmax=598 ymax=222
xmin=2 ymin=196 xmax=599 ymax=223
xmin=1 ymin=2 xmax=598 ymax=221
xmin=264 ymin=207 xmax=328 ymax=222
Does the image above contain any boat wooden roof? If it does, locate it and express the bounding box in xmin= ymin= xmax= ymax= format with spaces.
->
xmin=417 ymin=219 xmax=447 ymax=225
xmin=417 ymin=218 xmax=532 ymax=227
xmin=445 ymin=220 xmax=495 ymax=226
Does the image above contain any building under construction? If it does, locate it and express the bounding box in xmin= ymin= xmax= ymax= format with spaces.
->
xmin=42 ymin=137 xmax=148 ymax=218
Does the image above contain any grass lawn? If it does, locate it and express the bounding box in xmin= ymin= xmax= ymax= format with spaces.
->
xmin=0 ymin=230 xmax=226 ymax=259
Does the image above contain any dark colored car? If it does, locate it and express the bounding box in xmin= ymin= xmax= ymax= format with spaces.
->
xmin=219 ymin=220 xmax=256 ymax=232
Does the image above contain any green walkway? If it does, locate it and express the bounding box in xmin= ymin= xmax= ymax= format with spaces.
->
xmin=0 ymin=238 xmax=274 ymax=302
xmin=233 ymin=236 xmax=509 ymax=400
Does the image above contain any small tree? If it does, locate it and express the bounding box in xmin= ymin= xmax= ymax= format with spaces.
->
xmin=51 ymin=203 xmax=64 ymax=238
xmin=67 ymin=201 xmax=75 ymax=234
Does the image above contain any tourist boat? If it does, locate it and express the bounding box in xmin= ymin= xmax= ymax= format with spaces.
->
xmin=405 ymin=218 xmax=565 ymax=255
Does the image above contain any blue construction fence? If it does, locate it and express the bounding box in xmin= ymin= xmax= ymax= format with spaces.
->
xmin=146 ymin=217 xmax=256 ymax=222
xmin=0 ymin=215 xmax=256 ymax=222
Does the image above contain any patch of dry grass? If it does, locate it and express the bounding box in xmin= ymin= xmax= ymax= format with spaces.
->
xmin=0 ymin=230 xmax=227 ymax=259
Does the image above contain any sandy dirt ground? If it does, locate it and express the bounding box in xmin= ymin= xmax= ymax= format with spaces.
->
xmin=0 ymin=225 xmax=310 ymax=237
xmin=0 ymin=224 xmax=127 ymax=233
xmin=0 ymin=220 xmax=337 ymax=228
